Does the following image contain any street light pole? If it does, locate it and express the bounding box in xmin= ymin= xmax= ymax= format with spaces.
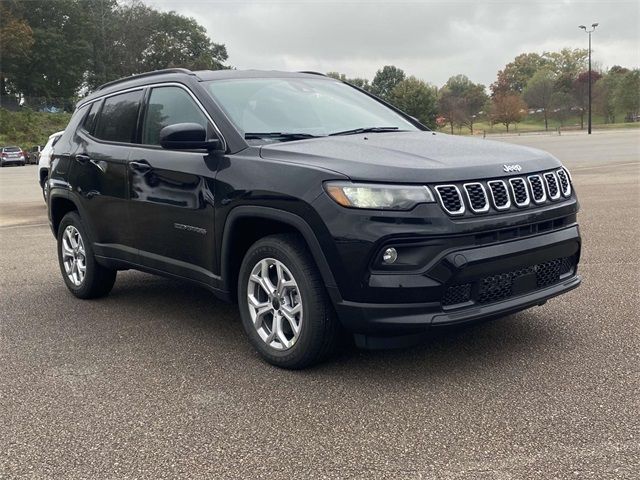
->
xmin=579 ymin=23 xmax=598 ymax=134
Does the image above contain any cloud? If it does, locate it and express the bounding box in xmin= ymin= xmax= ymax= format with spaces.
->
xmin=146 ymin=0 xmax=640 ymax=86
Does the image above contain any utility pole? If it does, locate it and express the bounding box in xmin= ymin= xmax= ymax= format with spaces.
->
xmin=579 ymin=23 xmax=599 ymax=134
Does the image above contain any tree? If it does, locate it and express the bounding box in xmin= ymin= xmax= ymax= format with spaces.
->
xmin=544 ymin=48 xmax=589 ymax=79
xmin=614 ymin=69 xmax=640 ymax=121
xmin=371 ymin=65 xmax=405 ymax=99
xmin=572 ymin=70 xmax=602 ymax=129
xmin=523 ymin=69 xmax=556 ymax=130
xmin=549 ymin=91 xmax=574 ymax=126
xmin=387 ymin=76 xmax=438 ymax=128
xmin=0 ymin=4 xmax=34 ymax=97
xmin=593 ymin=67 xmax=629 ymax=124
xmin=491 ymin=53 xmax=548 ymax=96
xmin=438 ymin=75 xmax=488 ymax=134
xmin=326 ymin=72 xmax=371 ymax=91
xmin=490 ymin=94 xmax=527 ymax=132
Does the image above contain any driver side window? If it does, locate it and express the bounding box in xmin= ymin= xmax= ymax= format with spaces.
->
xmin=142 ymin=86 xmax=210 ymax=145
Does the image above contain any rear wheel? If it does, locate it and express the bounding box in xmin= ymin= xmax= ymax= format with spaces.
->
xmin=238 ymin=234 xmax=338 ymax=369
xmin=57 ymin=212 xmax=116 ymax=299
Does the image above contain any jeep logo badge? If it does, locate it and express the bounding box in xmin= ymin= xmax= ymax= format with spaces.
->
xmin=503 ymin=164 xmax=522 ymax=173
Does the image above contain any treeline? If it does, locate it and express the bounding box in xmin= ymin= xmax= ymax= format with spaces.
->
xmin=0 ymin=0 xmax=228 ymax=108
xmin=330 ymin=49 xmax=640 ymax=132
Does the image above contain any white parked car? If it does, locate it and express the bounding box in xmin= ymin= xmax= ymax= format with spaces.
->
xmin=38 ymin=130 xmax=64 ymax=200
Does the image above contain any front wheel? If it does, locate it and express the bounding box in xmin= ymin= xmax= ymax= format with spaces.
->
xmin=238 ymin=234 xmax=338 ymax=369
xmin=57 ymin=211 xmax=116 ymax=299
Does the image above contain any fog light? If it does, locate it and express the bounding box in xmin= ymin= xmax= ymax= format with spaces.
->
xmin=382 ymin=247 xmax=398 ymax=264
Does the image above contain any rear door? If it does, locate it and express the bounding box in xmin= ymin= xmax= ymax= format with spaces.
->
xmin=71 ymin=89 xmax=144 ymax=262
xmin=127 ymin=84 xmax=221 ymax=285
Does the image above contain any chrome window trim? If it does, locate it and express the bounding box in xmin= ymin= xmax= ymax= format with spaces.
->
xmin=435 ymin=185 xmax=466 ymax=216
xmin=544 ymin=171 xmax=561 ymax=200
xmin=527 ymin=174 xmax=547 ymax=204
xmin=77 ymin=82 xmax=227 ymax=151
xmin=462 ymin=182 xmax=490 ymax=213
xmin=556 ymin=168 xmax=572 ymax=197
xmin=508 ymin=177 xmax=530 ymax=207
xmin=487 ymin=180 xmax=511 ymax=210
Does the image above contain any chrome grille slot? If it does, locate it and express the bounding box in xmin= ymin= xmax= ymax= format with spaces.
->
xmin=527 ymin=175 xmax=546 ymax=204
xmin=556 ymin=169 xmax=571 ymax=197
xmin=435 ymin=185 xmax=465 ymax=215
xmin=509 ymin=178 xmax=530 ymax=207
xmin=463 ymin=183 xmax=489 ymax=213
xmin=487 ymin=180 xmax=511 ymax=210
xmin=544 ymin=172 xmax=560 ymax=200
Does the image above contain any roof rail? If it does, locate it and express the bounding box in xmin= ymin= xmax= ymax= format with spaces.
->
xmin=96 ymin=68 xmax=196 ymax=91
xmin=298 ymin=71 xmax=327 ymax=77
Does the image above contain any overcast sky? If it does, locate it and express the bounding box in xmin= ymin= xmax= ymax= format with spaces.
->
xmin=146 ymin=0 xmax=640 ymax=87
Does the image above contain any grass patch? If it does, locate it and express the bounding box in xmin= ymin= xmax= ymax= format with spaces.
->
xmin=0 ymin=109 xmax=71 ymax=148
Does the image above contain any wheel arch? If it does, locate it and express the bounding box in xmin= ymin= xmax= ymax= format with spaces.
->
xmin=221 ymin=206 xmax=339 ymax=302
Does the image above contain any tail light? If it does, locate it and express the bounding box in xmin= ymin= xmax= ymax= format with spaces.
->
xmin=1 ymin=153 xmax=7 ymax=158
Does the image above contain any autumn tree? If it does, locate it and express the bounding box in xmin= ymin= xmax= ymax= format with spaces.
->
xmin=326 ymin=72 xmax=371 ymax=91
xmin=438 ymin=75 xmax=488 ymax=134
xmin=388 ymin=76 xmax=438 ymax=128
xmin=523 ymin=69 xmax=556 ymax=130
xmin=490 ymin=94 xmax=527 ymax=132
xmin=0 ymin=4 xmax=34 ymax=97
xmin=491 ymin=53 xmax=548 ymax=96
xmin=572 ymin=70 xmax=602 ymax=129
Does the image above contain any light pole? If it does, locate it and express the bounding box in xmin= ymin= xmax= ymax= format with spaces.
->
xmin=579 ymin=23 xmax=598 ymax=134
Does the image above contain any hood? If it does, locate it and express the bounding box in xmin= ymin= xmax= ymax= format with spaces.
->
xmin=259 ymin=131 xmax=562 ymax=183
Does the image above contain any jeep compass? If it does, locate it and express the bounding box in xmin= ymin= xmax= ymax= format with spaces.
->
xmin=48 ymin=69 xmax=581 ymax=368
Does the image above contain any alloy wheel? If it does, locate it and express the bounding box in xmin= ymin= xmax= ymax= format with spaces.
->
xmin=61 ymin=225 xmax=87 ymax=286
xmin=247 ymin=258 xmax=303 ymax=351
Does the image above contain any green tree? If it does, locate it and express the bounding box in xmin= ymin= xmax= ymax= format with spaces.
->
xmin=0 ymin=4 xmax=34 ymax=97
xmin=491 ymin=53 xmax=549 ymax=96
xmin=549 ymin=91 xmax=574 ymax=126
xmin=523 ymin=69 xmax=556 ymax=130
xmin=387 ymin=76 xmax=438 ymax=128
xmin=593 ymin=67 xmax=628 ymax=123
xmin=544 ymin=48 xmax=589 ymax=79
xmin=371 ymin=65 xmax=405 ymax=99
xmin=326 ymin=72 xmax=371 ymax=91
xmin=614 ymin=69 xmax=640 ymax=121
xmin=438 ymin=75 xmax=488 ymax=134
xmin=572 ymin=70 xmax=602 ymax=129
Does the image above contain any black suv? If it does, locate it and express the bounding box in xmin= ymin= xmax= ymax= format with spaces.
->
xmin=49 ymin=69 xmax=581 ymax=368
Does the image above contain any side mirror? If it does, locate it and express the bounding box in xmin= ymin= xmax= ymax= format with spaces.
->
xmin=159 ymin=123 xmax=221 ymax=151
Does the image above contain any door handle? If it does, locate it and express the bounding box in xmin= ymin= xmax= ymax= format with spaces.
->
xmin=129 ymin=160 xmax=152 ymax=173
xmin=74 ymin=154 xmax=90 ymax=164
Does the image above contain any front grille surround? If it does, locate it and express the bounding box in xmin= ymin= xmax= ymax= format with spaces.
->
xmin=487 ymin=180 xmax=511 ymax=210
xmin=544 ymin=172 xmax=561 ymax=200
xmin=463 ymin=182 xmax=490 ymax=213
xmin=508 ymin=177 xmax=530 ymax=207
xmin=527 ymin=174 xmax=547 ymax=204
xmin=435 ymin=185 xmax=465 ymax=216
xmin=556 ymin=168 xmax=571 ymax=197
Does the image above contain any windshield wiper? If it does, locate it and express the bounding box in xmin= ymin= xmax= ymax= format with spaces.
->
xmin=329 ymin=126 xmax=403 ymax=136
xmin=244 ymin=132 xmax=322 ymax=141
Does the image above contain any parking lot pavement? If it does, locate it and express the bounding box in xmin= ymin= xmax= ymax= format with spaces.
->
xmin=1 ymin=132 xmax=639 ymax=479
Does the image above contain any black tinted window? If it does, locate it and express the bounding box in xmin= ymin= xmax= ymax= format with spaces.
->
xmin=83 ymin=100 xmax=102 ymax=134
xmin=142 ymin=86 xmax=208 ymax=145
xmin=94 ymin=90 xmax=143 ymax=143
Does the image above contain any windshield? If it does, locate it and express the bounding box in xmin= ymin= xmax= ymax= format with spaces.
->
xmin=205 ymin=77 xmax=419 ymax=142
xmin=3 ymin=147 xmax=21 ymax=152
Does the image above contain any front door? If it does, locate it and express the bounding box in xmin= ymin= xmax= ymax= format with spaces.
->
xmin=127 ymin=85 xmax=220 ymax=286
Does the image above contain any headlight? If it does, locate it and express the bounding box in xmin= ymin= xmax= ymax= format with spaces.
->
xmin=324 ymin=181 xmax=435 ymax=210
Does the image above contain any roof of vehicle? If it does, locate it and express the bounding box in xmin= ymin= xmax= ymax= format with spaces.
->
xmin=79 ymin=69 xmax=333 ymax=107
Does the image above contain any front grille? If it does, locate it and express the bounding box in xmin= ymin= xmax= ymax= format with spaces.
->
xmin=435 ymin=185 xmax=465 ymax=215
xmin=544 ymin=172 xmax=560 ymax=200
xmin=556 ymin=169 xmax=571 ymax=197
xmin=434 ymin=169 xmax=572 ymax=217
xmin=442 ymin=256 xmax=576 ymax=307
xmin=527 ymin=175 xmax=546 ymax=203
xmin=487 ymin=180 xmax=510 ymax=210
xmin=463 ymin=183 xmax=489 ymax=213
xmin=509 ymin=178 xmax=530 ymax=207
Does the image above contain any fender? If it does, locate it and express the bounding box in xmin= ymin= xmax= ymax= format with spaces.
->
xmin=221 ymin=206 xmax=340 ymax=298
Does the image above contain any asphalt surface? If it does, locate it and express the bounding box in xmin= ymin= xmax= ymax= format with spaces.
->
xmin=1 ymin=130 xmax=639 ymax=479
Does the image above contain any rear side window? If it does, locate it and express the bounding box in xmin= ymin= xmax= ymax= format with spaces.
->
xmin=82 ymin=100 xmax=102 ymax=134
xmin=94 ymin=90 xmax=143 ymax=143
xmin=142 ymin=86 xmax=208 ymax=145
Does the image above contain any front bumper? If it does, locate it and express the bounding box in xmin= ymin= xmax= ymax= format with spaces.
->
xmin=332 ymin=225 xmax=581 ymax=335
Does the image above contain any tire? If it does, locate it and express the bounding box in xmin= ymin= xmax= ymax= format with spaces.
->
xmin=57 ymin=211 xmax=116 ymax=299
xmin=41 ymin=176 xmax=49 ymax=202
xmin=238 ymin=233 xmax=338 ymax=369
